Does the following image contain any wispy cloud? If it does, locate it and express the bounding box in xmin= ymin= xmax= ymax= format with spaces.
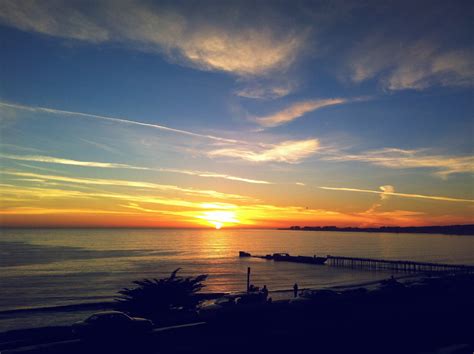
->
xmin=0 ymin=152 xmax=271 ymax=184
xmin=160 ymin=168 xmax=271 ymax=184
xmin=349 ymin=37 xmax=474 ymax=90
xmin=1 ymin=102 xmax=321 ymax=165
xmin=255 ymin=98 xmax=348 ymax=128
xmin=1 ymin=182 xmax=471 ymax=227
xmin=0 ymin=153 xmax=147 ymax=170
xmin=378 ymin=185 xmax=395 ymax=200
xmin=2 ymin=170 xmax=255 ymax=201
xmin=0 ymin=1 xmax=307 ymax=78
xmin=15 ymin=162 xmax=70 ymax=175
xmin=234 ymin=83 xmax=295 ymax=100
xmin=0 ymin=102 xmax=239 ymax=144
xmin=319 ymin=186 xmax=474 ymax=203
xmin=0 ymin=184 xmax=238 ymax=210
xmin=167 ymin=26 xmax=305 ymax=77
xmin=208 ymin=139 xmax=320 ymax=163
xmin=0 ymin=0 xmax=109 ymax=42
xmin=79 ymin=138 xmax=122 ymax=155
xmin=365 ymin=185 xmax=395 ymax=213
xmin=0 ymin=182 xmax=337 ymax=226
xmin=0 ymin=143 xmax=44 ymax=153
xmin=0 ymin=207 xmax=134 ymax=215
xmin=323 ymin=148 xmax=474 ymax=177
xmin=0 ymin=184 xmax=100 ymax=200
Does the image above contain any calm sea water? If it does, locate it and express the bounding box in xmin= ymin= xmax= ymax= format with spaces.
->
xmin=1 ymin=228 xmax=473 ymax=331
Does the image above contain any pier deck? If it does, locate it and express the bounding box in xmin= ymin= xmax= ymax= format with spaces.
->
xmin=239 ymin=251 xmax=474 ymax=273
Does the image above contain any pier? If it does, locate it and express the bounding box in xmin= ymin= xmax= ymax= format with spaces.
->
xmin=239 ymin=251 xmax=474 ymax=273
xmin=326 ymin=255 xmax=474 ymax=273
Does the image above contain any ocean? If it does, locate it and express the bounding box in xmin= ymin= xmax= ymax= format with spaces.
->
xmin=1 ymin=228 xmax=473 ymax=331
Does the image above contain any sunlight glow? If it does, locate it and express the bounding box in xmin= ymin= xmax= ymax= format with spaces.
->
xmin=196 ymin=210 xmax=239 ymax=229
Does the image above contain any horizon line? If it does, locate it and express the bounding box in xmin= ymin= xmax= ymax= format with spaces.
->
xmin=1 ymin=224 xmax=472 ymax=230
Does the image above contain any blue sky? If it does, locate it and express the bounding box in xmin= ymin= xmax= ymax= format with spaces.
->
xmin=0 ymin=0 xmax=473 ymax=228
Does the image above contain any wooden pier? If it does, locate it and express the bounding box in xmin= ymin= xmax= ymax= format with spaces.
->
xmin=326 ymin=255 xmax=474 ymax=273
xmin=239 ymin=251 xmax=474 ymax=273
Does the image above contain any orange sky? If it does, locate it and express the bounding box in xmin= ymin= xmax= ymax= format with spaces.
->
xmin=1 ymin=1 xmax=473 ymax=229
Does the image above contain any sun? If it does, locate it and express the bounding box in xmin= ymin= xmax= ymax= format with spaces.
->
xmin=198 ymin=211 xmax=238 ymax=229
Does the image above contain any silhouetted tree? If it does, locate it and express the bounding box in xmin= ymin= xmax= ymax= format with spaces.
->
xmin=115 ymin=268 xmax=208 ymax=320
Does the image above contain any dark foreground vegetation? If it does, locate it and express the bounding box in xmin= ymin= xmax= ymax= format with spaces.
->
xmin=282 ymin=224 xmax=474 ymax=235
xmin=2 ymin=273 xmax=473 ymax=354
xmin=115 ymin=268 xmax=208 ymax=325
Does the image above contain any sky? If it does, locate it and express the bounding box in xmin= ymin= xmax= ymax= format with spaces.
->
xmin=0 ymin=0 xmax=473 ymax=229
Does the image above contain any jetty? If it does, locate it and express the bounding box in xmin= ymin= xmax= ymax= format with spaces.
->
xmin=239 ymin=251 xmax=474 ymax=273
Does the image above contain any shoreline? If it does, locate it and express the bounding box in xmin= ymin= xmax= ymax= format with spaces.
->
xmin=0 ymin=275 xmax=400 ymax=317
xmin=0 ymin=274 xmax=418 ymax=336
xmin=1 ymin=272 xmax=472 ymax=353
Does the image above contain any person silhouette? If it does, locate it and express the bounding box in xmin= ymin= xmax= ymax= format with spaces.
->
xmin=262 ymin=285 xmax=268 ymax=300
xmin=293 ymin=283 xmax=298 ymax=298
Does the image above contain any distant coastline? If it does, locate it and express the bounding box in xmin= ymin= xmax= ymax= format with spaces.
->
xmin=278 ymin=224 xmax=474 ymax=236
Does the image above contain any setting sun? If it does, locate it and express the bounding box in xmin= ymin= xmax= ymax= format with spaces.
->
xmin=197 ymin=211 xmax=239 ymax=229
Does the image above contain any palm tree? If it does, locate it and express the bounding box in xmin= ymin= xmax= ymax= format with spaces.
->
xmin=115 ymin=268 xmax=208 ymax=320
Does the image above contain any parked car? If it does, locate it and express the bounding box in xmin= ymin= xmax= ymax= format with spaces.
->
xmin=72 ymin=311 xmax=153 ymax=338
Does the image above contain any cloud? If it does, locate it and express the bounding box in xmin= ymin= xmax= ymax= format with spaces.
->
xmin=208 ymin=139 xmax=320 ymax=163
xmin=0 ymin=153 xmax=147 ymax=170
xmin=167 ymin=26 xmax=304 ymax=77
xmin=0 ymin=0 xmax=109 ymax=42
xmin=365 ymin=185 xmax=395 ymax=213
xmin=0 ymin=207 xmax=133 ymax=215
xmin=0 ymin=101 xmax=239 ymax=144
xmin=15 ymin=162 xmax=68 ymax=175
xmin=323 ymin=148 xmax=474 ymax=177
xmin=379 ymin=185 xmax=395 ymax=200
xmin=0 ymin=184 xmax=104 ymax=200
xmin=234 ymin=83 xmax=295 ymax=100
xmin=2 ymin=181 xmax=471 ymax=227
xmin=353 ymin=209 xmax=429 ymax=227
xmin=1 ymin=101 xmax=321 ymax=165
xmin=349 ymin=37 xmax=474 ymax=90
xmin=0 ymin=143 xmax=44 ymax=153
xmin=3 ymin=170 xmax=255 ymax=201
xmin=79 ymin=138 xmax=122 ymax=155
xmin=0 ymin=0 xmax=307 ymax=77
xmin=255 ymin=98 xmax=348 ymax=128
xmin=0 ymin=152 xmax=271 ymax=184
xmin=164 ymin=169 xmax=271 ymax=184
xmin=0 ymin=183 xmax=238 ymax=210
xmin=319 ymin=186 xmax=474 ymax=203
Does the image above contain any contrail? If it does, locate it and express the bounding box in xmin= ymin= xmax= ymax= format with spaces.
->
xmin=319 ymin=186 xmax=474 ymax=203
xmin=0 ymin=101 xmax=240 ymax=144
